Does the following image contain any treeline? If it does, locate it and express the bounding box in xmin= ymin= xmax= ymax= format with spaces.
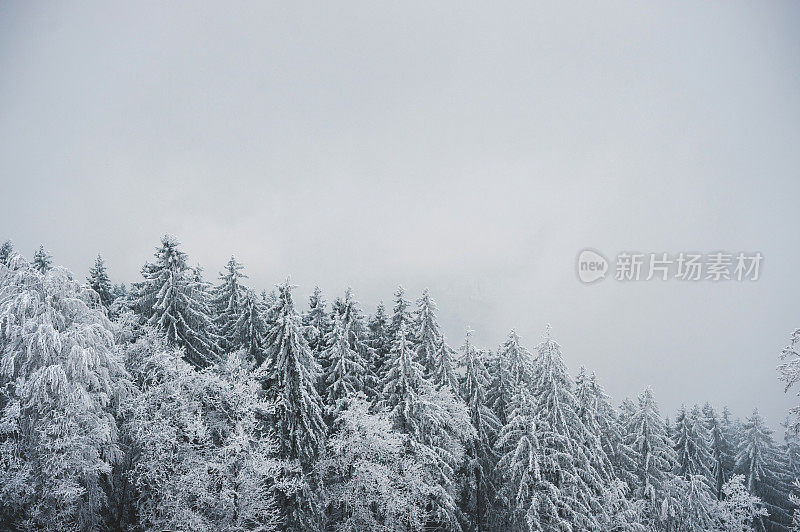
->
xmin=0 ymin=236 xmax=798 ymax=531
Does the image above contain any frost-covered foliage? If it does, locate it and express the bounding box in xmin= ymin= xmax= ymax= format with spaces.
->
xmin=212 ymin=256 xmax=249 ymax=353
xmin=0 ymin=257 xmax=129 ymax=530
xmin=315 ymin=396 xmax=427 ymax=531
xmin=133 ymin=235 xmax=219 ymax=367
xmin=1 ymin=239 xmax=796 ymax=531
xmin=32 ymin=244 xmax=53 ymax=273
xmin=86 ymin=254 xmax=113 ymax=309
xmin=780 ymin=327 xmax=800 ymax=434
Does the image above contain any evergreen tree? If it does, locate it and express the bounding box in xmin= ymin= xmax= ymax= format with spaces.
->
xmin=133 ymin=235 xmax=219 ymax=367
xmin=331 ymin=288 xmax=376 ymax=399
xmin=322 ymin=313 xmax=365 ymax=418
xmin=302 ymin=286 xmax=331 ymax=358
xmin=574 ymin=367 xmax=618 ymax=483
xmin=624 ymin=387 xmax=677 ymax=512
xmin=388 ymin=285 xmax=413 ymax=342
xmin=488 ymin=330 xmax=534 ymax=426
xmin=432 ymin=336 xmax=460 ymax=393
xmin=0 ymin=257 xmax=129 ymax=529
xmin=32 ymin=244 xmax=52 ymax=273
xmin=258 ymin=281 xmax=326 ymax=529
xmin=458 ymin=329 xmax=500 ymax=531
xmin=414 ymin=288 xmax=442 ymax=374
xmin=212 ymin=256 xmax=248 ymax=353
xmin=367 ymin=301 xmax=391 ymax=386
xmin=233 ymin=288 xmax=267 ymax=365
xmin=673 ymin=404 xmax=713 ymax=482
xmin=87 ymin=253 xmax=114 ymax=309
xmin=703 ymin=403 xmax=736 ymax=500
xmin=735 ymin=408 xmax=792 ymax=530
xmin=0 ymin=240 xmax=14 ymax=266
xmin=780 ymin=327 xmax=800 ymax=434
xmin=527 ymin=329 xmax=609 ymax=529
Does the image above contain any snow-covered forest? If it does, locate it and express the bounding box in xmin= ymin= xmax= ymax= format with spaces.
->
xmin=1 ymin=236 xmax=798 ymax=532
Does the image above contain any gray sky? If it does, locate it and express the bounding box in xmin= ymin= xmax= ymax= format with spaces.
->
xmin=2 ymin=1 xmax=799 ymax=429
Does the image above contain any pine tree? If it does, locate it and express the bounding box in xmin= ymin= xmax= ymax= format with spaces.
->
xmin=624 ymin=387 xmax=677 ymax=509
xmin=432 ymin=336 xmax=460 ymax=393
xmin=367 ymin=301 xmax=391 ymax=388
xmin=0 ymin=257 xmax=129 ymax=529
xmin=488 ymin=330 xmax=534 ymax=426
xmin=381 ymin=322 xmax=425 ymax=434
xmin=527 ymin=328 xmax=608 ymax=530
xmin=388 ymin=285 xmax=413 ymax=342
xmin=458 ymin=328 xmax=500 ymax=531
xmin=574 ymin=367 xmax=618 ymax=483
xmin=0 ymin=240 xmax=14 ymax=266
xmin=331 ymin=288 xmax=376 ymax=399
xmin=233 ymin=288 xmax=267 ymax=365
xmin=87 ymin=253 xmax=114 ymax=309
xmin=322 ymin=313 xmax=365 ymax=418
xmin=414 ymin=288 xmax=442 ymax=374
xmin=703 ymin=403 xmax=736 ymax=500
xmin=735 ymin=408 xmax=792 ymax=530
xmin=32 ymin=244 xmax=52 ymax=273
xmin=780 ymin=327 xmax=800 ymax=434
xmin=258 ymin=280 xmax=326 ymax=530
xmin=212 ymin=256 xmax=248 ymax=353
xmin=674 ymin=404 xmax=713 ymax=481
xmin=302 ymin=286 xmax=331 ymax=358
xmin=133 ymin=235 xmax=219 ymax=367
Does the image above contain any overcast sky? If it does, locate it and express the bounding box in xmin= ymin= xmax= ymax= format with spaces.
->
xmin=2 ymin=2 xmax=799 ymax=428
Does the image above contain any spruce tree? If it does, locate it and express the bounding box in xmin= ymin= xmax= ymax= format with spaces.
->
xmin=133 ymin=235 xmax=219 ymax=367
xmin=673 ymin=404 xmax=714 ymax=481
xmin=322 ymin=313 xmax=365 ymax=418
xmin=388 ymin=285 xmax=412 ymax=342
xmin=703 ymin=403 xmax=736 ymax=499
xmin=735 ymin=408 xmax=792 ymax=529
xmin=233 ymin=288 xmax=267 ymax=365
xmin=0 ymin=240 xmax=14 ymax=266
xmin=259 ymin=281 xmax=326 ymax=530
xmin=87 ymin=253 xmax=114 ymax=308
xmin=212 ymin=256 xmax=248 ymax=353
xmin=366 ymin=301 xmax=391 ymax=387
xmin=414 ymin=288 xmax=442 ymax=375
xmin=432 ymin=336 xmax=460 ymax=393
xmin=32 ymin=244 xmax=52 ymax=273
xmin=458 ymin=329 xmax=500 ymax=531
xmin=302 ymin=285 xmax=331 ymax=358
xmin=488 ymin=330 xmax=534 ymax=426
xmin=527 ymin=328 xmax=608 ymax=530
xmin=624 ymin=387 xmax=677 ymax=509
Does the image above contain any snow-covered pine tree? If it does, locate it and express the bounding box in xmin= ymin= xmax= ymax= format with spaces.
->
xmin=703 ymin=403 xmax=736 ymax=500
xmin=32 ymin=244 xmax=52 ymax=273
xmin=495 ymin=383 xmax=563 ymax=530
xmin=260 ymin=280 xmax=326 ymax=465
xmin=322 ymin=313 xmax=365 ymax=418
xmin=330 ymin=288 xmax=376 ymax=399
xmin=87 ymin=253 xmax=114 ymax=309
xmin=212 ymin=256 xmax=248 ymax=353
xmin=527 ymin=328 xmax=608 ymax=529
xmin=780 ymin=327 xmax=800 ymax=434
xmin=674 ymin=404 xmax=714 ymax=482
xmin=624 ymin=387 xmax=677 ymax=512
xmin=414 ymin=288 xmax=442 ymax=375
xmin=574 ymin=367 xmax=618 ymax=483
xmin=258 ymin=280 xmax=326 ymax=529
xmin=389 ymin=285 xmax=413 ymax=343
xmin=302 ymin=286 xmax=331 ymax=359
xmin=432 ymin=336 xmax=460 ymax=393
xmin=458 ymin=328 xmax=500 ymax=531
xmin=488 ymin=330 xmax=534 ymax=426
xmin=367 ymin=301 xmax=391 ymax=386
xmin=133 ymin=235 xmax=219 ymax=368
xmin=735 ymin=408 xmax=793 ymax=530
xmin=381 ymin=322 xmax=473 ymax=530
xmin=0 ymin=257 xmax=129 ymax=530
xmin=0 ymin=240 xmax=14 ymax=266
xmin=233 ymin=288 xmax=267 ymax=365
